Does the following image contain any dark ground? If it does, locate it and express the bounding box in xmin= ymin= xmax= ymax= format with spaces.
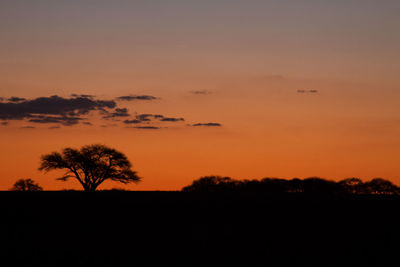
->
xmin=1 ymin=191 xmax=400 ymax=266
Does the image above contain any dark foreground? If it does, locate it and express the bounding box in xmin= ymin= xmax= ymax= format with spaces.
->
xmin=1 ymin=191 xmax=400 ymax=266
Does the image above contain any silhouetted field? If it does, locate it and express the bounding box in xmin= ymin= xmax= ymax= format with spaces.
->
xmin=1 ymin=191 xmax=400 ymax=266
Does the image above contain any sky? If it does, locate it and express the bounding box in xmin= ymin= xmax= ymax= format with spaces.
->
xmin=1 ymin=0 xmax=400 ymax=190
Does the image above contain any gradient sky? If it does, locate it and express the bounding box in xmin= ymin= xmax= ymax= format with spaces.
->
xmin=1 ymin=0 xmax=400 ymax=190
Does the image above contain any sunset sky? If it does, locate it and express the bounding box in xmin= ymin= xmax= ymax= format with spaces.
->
xmin=1 ymin=0 xmax=400 ymax=190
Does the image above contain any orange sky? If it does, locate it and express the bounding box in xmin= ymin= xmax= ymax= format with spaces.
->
xmin=1 ymin=1 xmax=400 ymax=190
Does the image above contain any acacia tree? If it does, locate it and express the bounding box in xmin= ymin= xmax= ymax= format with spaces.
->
xmin=11 ymin=179 xmax=43 ymax=191
xmin=39 ymin=144 xmax=140 ymax=191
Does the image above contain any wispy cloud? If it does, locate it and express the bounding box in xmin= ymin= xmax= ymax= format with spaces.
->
xmin=297 ymin=89 xmax=318 ymax=94
xmin=133 ymin=126 xmax=161 ymax=130
xmin=191 ymin=90 xmax=212 ymax=95
xmin=70 ymin=94 xmax=95 ymax=99
xmin=28 ymin=115 xmax=82 ymax=126
xmin=123 ymin=114 xmax=184 ymax=125
xmin=103 ymin=108 xmax=130 ymax=119
xmin=192 ymin=123 xmax=222 ymax=127
xmin=116 ymin=95 xmax=158 ymax=101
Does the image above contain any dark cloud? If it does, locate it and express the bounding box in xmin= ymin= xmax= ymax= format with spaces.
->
xmin=117 ymin=95 xmax=158 ymax=101
xmin=0 ymin=94 xmax=211 ymax=129
xmin=135 ymin=114 xmax=183 ymax=123
xmin=21 ymin=126 xmax=35 ymax=129
xmin=297 ymin=90 xmax=318 ymax=94
xmin=134 ymin=126 xmax=161 ymax=130
xmin=8 ymin=97 xmax=26 ymax=102
xmin=123 ymin=119 xmax=141 ymax=124
xmin=0 ymin=95 xmax=116 ymax=125
xmin=28 ymin=115 xmax=82 ymax=126
xmin=71 ymin=94 xmax=95 ymax=99
xmin=192 ymin=123 xmax=222 ymax=127
xmin=123 ymin=113 xmax=184 ymax=126
xmin=103 ymin=108 xmax=130 ymax=118
xmin=48 ymin=126 xmax=61 ymax=129
xmin=191 ymin=90 xmax=212 ymax=95
xmin=160 ymin=117 xmax=184 ymax=122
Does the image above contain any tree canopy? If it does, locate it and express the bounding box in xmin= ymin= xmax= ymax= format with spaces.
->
xmin=39 ymin=144 xmax=140 ymax=191
xmin=10 ymin=179 xmax=43 ymax=191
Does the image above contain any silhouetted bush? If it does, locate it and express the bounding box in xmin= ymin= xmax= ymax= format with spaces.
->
xmin=10 ymin=179 xmax=43 ymax=191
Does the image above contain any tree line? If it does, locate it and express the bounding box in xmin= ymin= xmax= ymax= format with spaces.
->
xmin=182 ymin=176 xmax=400 ymax=195
xmin=6 ymin=143 xmax=400 ymax=194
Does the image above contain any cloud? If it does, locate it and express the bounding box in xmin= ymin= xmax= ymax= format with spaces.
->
xmin=297 ymin=90 xmax=318 ymax=94
xmin=135 ymin=114 xmax=157 ymax=122
xmin=191 ymin=90 xmax=212 ymax=95
xmin=160 ymin=117 xmax=184 ymax=122
xmin=21 ymin=126 xmax=35 ymax=129
xmin=0 ymin=94 xmax=215 ymax=130
xmin=48 ymin=126 xmax=61 ymax=129
xmin=28 ymin=115 xmax=82 ymax=126
xmin=138 ymin=114 xmax=183 ymax=122
xmin=103 ymin=108 xmax=130 ymax=118
xmin=0 ymin=95 xmax=116 ymax=125
xmin=116 ymin=95 xmax=158 ymax=101
xmin=123 ymin=119 xmax=141 ymax=124
xmin=123 ymin=114 xmax=184 ymax=124
xmin=8 ymin=97 xmax=26 ymax=102
xmin=133 ymin=126 xmax=161 ymax=130
xmin=192 ymin=123 xmax=222 ymax=127
xmin=71 ymin=94 xmax=95 ymax=99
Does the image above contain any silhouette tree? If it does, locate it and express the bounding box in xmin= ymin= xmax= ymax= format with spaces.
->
xmin=338 ymin=178 xmax=364 ymax=194
xmin=182 ymin=176 xmax=238 ymax=192
xmin=301 ymin=177 xmax=342 ymax=194
xmin=363 ymin=178 xmax=399 ymax=195
xmin=11 ymin=179 xmax=43 ymax=191
xmin=39 ymin=144 xmax=140 ymax=191
xmin=287 ymin=178 xmax=304 ymax=193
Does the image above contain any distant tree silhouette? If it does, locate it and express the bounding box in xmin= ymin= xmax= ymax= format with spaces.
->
xmin=338 ymin=178 xmax=364 ymax=194
xmin=182 ymin=176 xmax=400 ymax=195
xmin=245 ymin=178 xmax=289 ymax=193
xmin=182 ymin=176 xmax=238 ymax=192
xmin=287 ymin=178 xmax=304 ymax=193
xmin=363 ymin=178 xmax=399 ymax=195
xmin=300 ymin=177 xmax=342 ymax=194
xmin=10 ymin=179 xmax=43 ymax=191
xmin=39 ymin=144 xmax=140 ymax=191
